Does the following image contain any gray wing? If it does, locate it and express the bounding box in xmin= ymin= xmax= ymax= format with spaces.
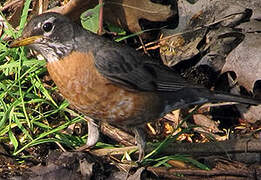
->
xmin=94 ymin=47 xmax=193 ymax=92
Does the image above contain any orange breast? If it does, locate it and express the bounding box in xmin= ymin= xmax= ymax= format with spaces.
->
xmin=47 ymin=51 xmax=163 ymax=126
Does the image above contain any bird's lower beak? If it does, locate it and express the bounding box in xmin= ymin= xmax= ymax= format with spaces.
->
xmin=10 ymin=35 xmax=43 ymax=47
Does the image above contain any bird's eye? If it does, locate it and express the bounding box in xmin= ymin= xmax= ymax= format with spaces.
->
xmin=42 ymin=22 xmax=53 ymax=32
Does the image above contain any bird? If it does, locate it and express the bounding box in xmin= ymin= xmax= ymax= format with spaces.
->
xmin=10 ymin=12 xmax=261 ymax=160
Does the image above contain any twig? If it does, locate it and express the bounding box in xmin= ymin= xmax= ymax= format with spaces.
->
xmin=147 ymin=166 xmax=256 ymax=179
xmin=89 ymin=137 xmax=261 ymax=164
xmin=136 ymin=12 xmax=248 ymax=51
xmin=138 ymin=35 xmax=148 ymax=54
xmin=189 ymin=102 xmax=239 ymax=113
xmin=0 ymin=0 xmax=23 ymax=12
xmin=90 ymin=146 xmax=137 ymax=157
xmin=55 ymin=142 xmax=67 ymax=152
xmin=97 ymin=0 xmax=103 ymax=35
xmin=101 ymin=122 xmax=136 ymax=146
xmin=145 ymin=138 xmax=261 ymax=157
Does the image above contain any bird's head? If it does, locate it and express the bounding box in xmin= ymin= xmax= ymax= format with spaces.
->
xmin=10 ymin=12 xmax=75 ymax=62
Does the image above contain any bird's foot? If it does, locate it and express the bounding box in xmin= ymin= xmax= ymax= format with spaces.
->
xmin=132 ymin=127 xmax=146 ymax=161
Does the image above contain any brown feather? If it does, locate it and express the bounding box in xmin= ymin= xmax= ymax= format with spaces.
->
xmin=47 ymin=51 xmax=164 ymax=126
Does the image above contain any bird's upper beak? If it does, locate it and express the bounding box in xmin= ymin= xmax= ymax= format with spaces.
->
xmin=10 ymin=35 xmax=43 ymax=48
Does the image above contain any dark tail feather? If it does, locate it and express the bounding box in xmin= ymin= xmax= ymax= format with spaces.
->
xmin=207 ymin=91 xmax=261 ymax=105
xmin=162 ymin=88 xmax=261 ymax=111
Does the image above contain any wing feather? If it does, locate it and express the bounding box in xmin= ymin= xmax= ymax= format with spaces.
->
xmin=94 ymin=46 xmax=195 ymax=92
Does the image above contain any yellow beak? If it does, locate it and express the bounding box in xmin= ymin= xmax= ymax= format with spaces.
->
xmin=10 ymin=35 xmax=43 ymax=47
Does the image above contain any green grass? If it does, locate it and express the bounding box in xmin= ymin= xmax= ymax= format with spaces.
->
xmin=0 ymin=0 xmax=87 ymax=156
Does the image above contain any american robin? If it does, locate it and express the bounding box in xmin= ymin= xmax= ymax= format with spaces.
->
xmin=10 ymin=12 xmax=261 ymax=160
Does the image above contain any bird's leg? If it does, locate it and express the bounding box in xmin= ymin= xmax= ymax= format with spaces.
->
xmin=132 ymin=127 xmax=146 ymax=161
xmin=77 ymin=117 xmax=99 ymax=151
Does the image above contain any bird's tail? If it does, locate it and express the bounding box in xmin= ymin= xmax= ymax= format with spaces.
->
xmin=207 ymin=90 xmax=261 ymax=105
xmin=162 ymin=88 xmax=261 ymax=113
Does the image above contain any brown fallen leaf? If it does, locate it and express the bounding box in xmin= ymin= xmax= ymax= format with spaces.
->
xmin=221 ymin=20 xmax=261 ymax=122
xmin=3 ymin=0 xmax=24 ymax=28
xmin=160 ymin=28 xmax=206 ymax=67
xmin=236 ymin=105 xmax=261 ymax=123
xmin=48 ymin=0 xmax=176 ymax=35
xmin=167 ymin=159 xmax=189 ymax=169
xmin=193 ymin=114 xmax=222 ymax=133
xmin=103 ymin=0 xmax=176 ymax=33
xmin=48 ymin=0 xmax=97 ymax=21
xmin=222 ymin=31 xmax=261 ymax=93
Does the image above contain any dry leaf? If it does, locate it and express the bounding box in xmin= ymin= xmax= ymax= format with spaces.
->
xmin=103 ymin=0 xmax=176 ymax=33
xmin=197 ymin=27 xmax=244 ymax=72
xmin=30 ymin=0 xmax=50 ymax=17
xmin=48 ymin=0 xmax=97 ymax=21
xmin=222 ymin=29 xmax=261 ymax=92
xmin=4 ymin=0 xmax=24 ymax=28
xmin=160 ymin=28 xmax=206 ymax=67
xmin=167 ymin=160 xmax=188 ymax=168
xmin=193 ymin=114 xmax=222 ymax=133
